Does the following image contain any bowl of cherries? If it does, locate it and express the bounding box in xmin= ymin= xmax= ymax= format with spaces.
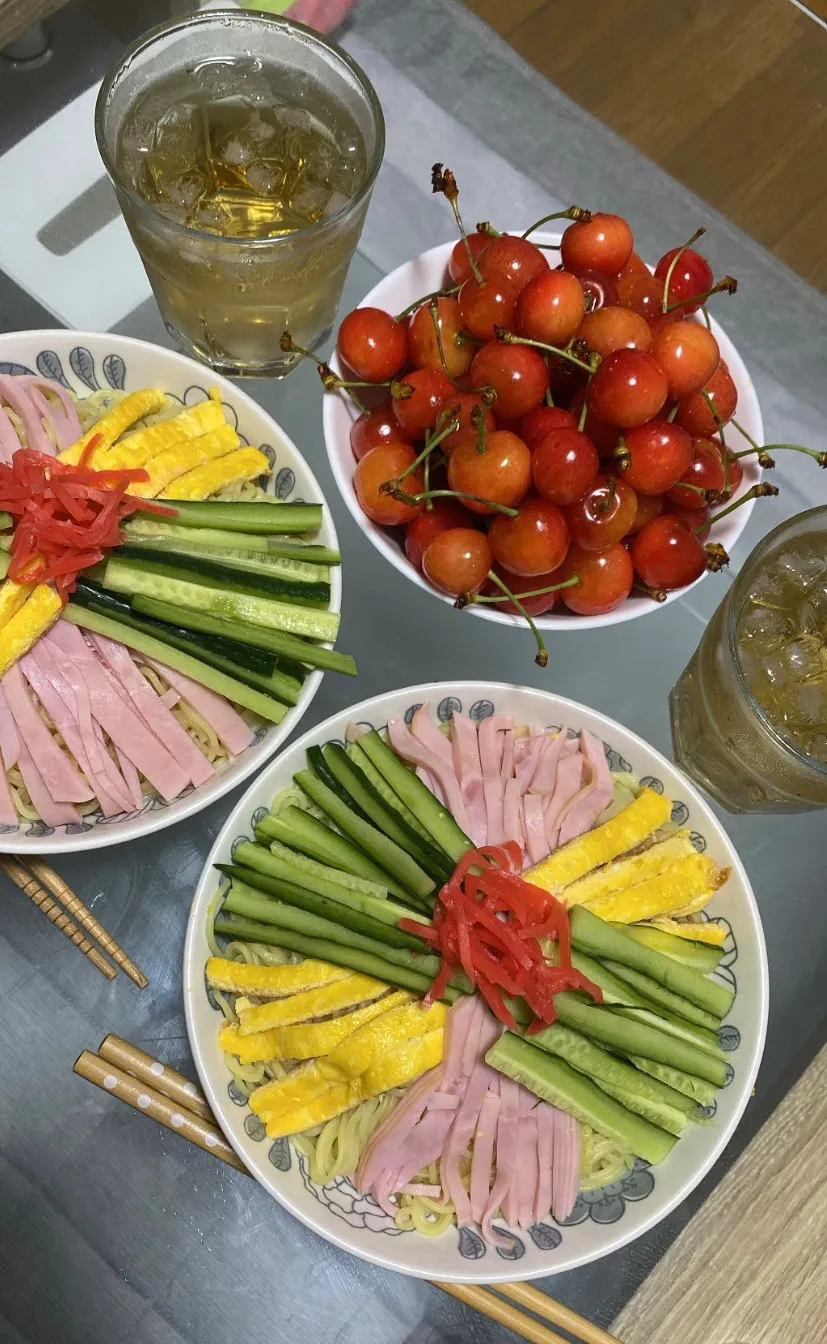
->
xmin=320 ymin=172 xmax=771 ymax=656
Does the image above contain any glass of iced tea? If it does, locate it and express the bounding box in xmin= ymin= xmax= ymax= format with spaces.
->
xmin=95 ymin=10 xmax=384 ymax=376
xmin=670 ymin=507 xmax=827 ymax=813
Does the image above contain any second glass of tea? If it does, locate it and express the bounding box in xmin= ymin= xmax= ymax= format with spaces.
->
xmin=670 ymin=507 xmax=827 ymax=813
xmin=96 ymin=10 xmax=384 ymax=376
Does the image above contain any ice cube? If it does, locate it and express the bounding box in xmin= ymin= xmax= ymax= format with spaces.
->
xmin=737 ymin=602 xmax=795 ymax=653
xmin=194 ymin=57 xmax=272 ymax=104
xmin=764 ymin=638 xmax=823 ymax=687
xmin=773 ymin=545 xmax=827 ymax=594
xmin=290 ymin=178 xmax=333 ymax=222
xmin=777 ymin=678 xmax=827 ymax=732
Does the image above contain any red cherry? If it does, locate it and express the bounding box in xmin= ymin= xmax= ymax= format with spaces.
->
xmin=478 ymin=235 xmax=549 ymax=292
xmin=618 ymin=251 xmax=649 ymax=280
xmin=667 ymin=501 xmax=711 ymax=540
xmin=423 ymin=527 xmax=491 ymax=596
xmin=532 ymin=427 xmax=599 ymax=506
xmin=628 ymin=491 xmax=664 ymax=535
xmin=560 ymin=213 xmax=634 ymax=277
xmin=651 ymin=321 xmax=720 ymax=401
xmin=568 ymin=388 xmax=621 ymax=457
xmin=515 ymin=270 xmax=585 ymax=346
xmin=470 ymin=342 xmax=549 ymax=419
xmin=620 ymin=421 xmax=693 ymax=495
xmin=408 ymin=297 xmax=473 ymax=379
xmin=485 ymin=562 xmax=562 ymax=615
xmin=392 ymin=368 xmax=453 ymax=435
xmin=355 ymin=444 xmax=423 ymax=526
xmin=588 ymin=350 xmax=669 ymax=428
xmin=631 ymin=514 xmax=706 ymax=589
xmin=459 ymin=273 xmax=519 ymax=342
xmin=565 ymin=472 xmax=638 ymax=551
xmin=724 ymin=451 xmax=744 ymax=494
xmin=666 ymin=437 xmax=726 ymax=509
xmin=576 ymin=270 xmax=620 ymax=313
xmin=556 ymin=542 xmax=634 ymax=615
xmin=653 ymin=247 xmax=714 ymax=316
xmin=447 ymin=430 xmax=532 ymax=514
xmin=440 ymin=391 xmax=496 ymax=452
xmin=404 ymin=497 xmax=470 ymax=571
xmin=579 ymin=306 xmax=653 ymax=358
xmin=350 ymin=407 xmax=411 ymax=461
xmin=337 ymin=307 xmax=407 ymax=382
xmin=447 ymin=231 xmax=490 ymax=286
xmin=488 ymin=495 xmax=570 ymax=577
xmin=615 ymin=272 xmax=663 ymax=322
xmin=676 ymin=360 xmax=738 ymax=437
xmin=518 ymin=405 xmax=577 ymax=451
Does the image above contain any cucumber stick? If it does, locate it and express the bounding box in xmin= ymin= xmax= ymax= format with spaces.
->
xmin=629 ymin=1057 xmax=718 ymax=1108
xmin=527 ymin=1022 xmax=698 ymax=1115
xmin=131 ymin=597 xmax=355 ymax=676
xmin=104 ymin=562 xmax=340 ymax=642
xmin=295 ymin=768 xmax=436 ymax=904
xmin=214 ymin=911 xmax=461 ymax=1001
xmin=357 ymin=728 xmax=472 ymax=862
xmin=124 ymin=518 xmax=341 ymax=564
xmin=114 ymin=545 xmax=330 ymax=608
xmin=63 ymin=605 xmax=289 ymax=723
xmin=259 ymin=837 xmax=391 ymax=903
xmin=486 ymin=1033 xmax=677 ymax=1166
xmin=322 ymin=743 xmax=453 ymax=883
xmin=346 ymin=739 xmax=436 ymax=848
xmin=553 ymin=992 xmax=728 ymax=1088
xmin=124 ymin=536 xmax=330 ymax=586
xmin=570 ymin=905 xmax=734 ymax=1020
xmin=616 ymin=923 xmax=724 ymax=972
xmin=571 ymin=951 xmax=724 ymax=1059
xmin=257 ymin=808 xmax=414 ymax=904
xmin=163 ymin=499 xmax=322 ymax=534
xmin=603 ymin=959 xmax=721 ymax=1031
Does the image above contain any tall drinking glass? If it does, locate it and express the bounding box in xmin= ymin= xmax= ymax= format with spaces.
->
xmin=96 ymin=10 xmax=384 ymax=376
xmin=670 ymin=507 xmax=827 ymax=813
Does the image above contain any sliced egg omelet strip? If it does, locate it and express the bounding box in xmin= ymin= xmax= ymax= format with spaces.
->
xmin=0 ymin=584 xmax=62 ymax=676
xmin=206 ymin=955 xmax=352 ymax=999
xmin=98 ymin=397 xmax=225 ymax=470
xmin=584 ymin=852 xmax=730 ymax=924
xmin=559 ymin=831 xmax=695 ymax=908
xmin=219 ymin=990 xmax=412 ymax=1063
xmin=159 ymin=446 xmax=269 ymax=500
xmin=59 ymin=389 xmax=167 ymax=465
xmin=237 ymin=972 xmax=388 ymax=1035
xmin=525 ymin=787 xmax=672 ymax=892
xmin=127 ymin=423 xmax=240 ymax=498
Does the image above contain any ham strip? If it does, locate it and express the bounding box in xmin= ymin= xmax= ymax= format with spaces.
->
xmin=551 ymin=1109 xmax=580 ymax=1223
xmin=523 ymin=792 xmax=549 ymax=866
xmin=535 ymin=1103 xmax=556 ymax=1225
xmin=15 ymin=738 xmax=81 ymax=825
xmin=15 ymin=374 xmax=81 ymax=447
xmin=0 ymin=684 xmax=21 ymax=770
xmin=2 ymin=664 xmax=94 ymax=803
xmin=542 ymin=751 xmax=584 ymax=852
xmin=502 ymin=777 xmax=525 ymax=858
xmin=386 ymin=718 xmax=469 ymax=832
xmin=470 ymin=1084 xmax=500 ymax=1224
xmin=114 ymin=745 xmax=143 ymax=811
xmin=0 ymin=375 xmax=53 ymax=454
xmin=450 ymin=713 xmax=487 ymax=846
xmin=478 ymin=714 xmax=511 ymax=845
xmin=143 ymin=657 xmax=253 ymax=756
xmin=529 ymin=731 xmax=566 ymax=796
xmin=579 ymin=729 xmax=614 ymax=822
xmin=517 ymin=1110 xmax=540 ymax=1229
xmin=482 ymin=1077 xmax=521 ymax=1248
xmin=412 ymin=705 xmax=453 ymax=766
xmin=91 ymin=635 xmax=214 ymax=788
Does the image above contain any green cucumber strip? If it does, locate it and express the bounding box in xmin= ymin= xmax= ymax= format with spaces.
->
xmin=486 ymin=1033 xmax=676 ymax=1166
xmin=103 ymin=563 xmax=340 ymax=642
xmin=295 ymin=767 xmax=436 ymax=904
xmin=259 ymin=837 xmax=390 ymax=902
xmin=323 ymin=742 xmax=453 ymax=884
xmin=131 ymin=596 xmax=354 ymax=676
xmin=114 ymin=545 xmax=330 ymax=608
xmin=346 ymin=739 xmax=436 ymax=847
xmin=356 ymin=727 xmax=472 ymax=863
xmin=527 ymin=1022 xmax=698 ymax=1114
xmin=257 ymin=808 xmax=414 ymax=904
xmin=629 ymin=1056 xmax=719 ymax=1107
xmin=595 ymin=1079 xmax=691 ymax=1137
xmin=307 ymin=745 xmax=371 ymax=819
xmin=161 ymin=499 xmax=322 ymax=534
xmin=553 ymin=991 xmax=728 ymax=1088
xmin=571 ymin=905 xmax=734 ymax=1019
xmin=265 ymin=541 xmax=340 ymax=566
xmin=619 ymin=1006 xmax=724 ymax=1059
xmin=616 ymin=922 xmax=725 ymax=972
xmin=124 ymin=518 xmax=341 ymax=564
xmin=122 ymin=536 xmax=329 ymax=586
xmin=230 ymin=842 xmax=420 ymax=934
xmin=62 ymin=605 xmax=288 ymax=723
xmin=0 ymin=511 xmax=12 ymax=530
xmin=603 ymin=959 xmax=721 ymax=1032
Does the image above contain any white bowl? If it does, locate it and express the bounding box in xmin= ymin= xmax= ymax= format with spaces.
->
xmin=183 ymin=680 xmax=768 ymax=1283
xmin=0 ymin=329 xmax=340 ymax=853
xmin=323 ymin=233 xmax=764 ymax=630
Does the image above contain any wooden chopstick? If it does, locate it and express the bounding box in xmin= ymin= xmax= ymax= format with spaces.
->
xmin=75 ymin=1037 xmax=624 ymax=1344
xmin=2 ymin=857 xmax=116 ymax=981
xmin=27 ymin=858 xmax=148 ymax=989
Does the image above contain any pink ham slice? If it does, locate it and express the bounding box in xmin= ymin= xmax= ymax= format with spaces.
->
xmin=412 ymin=704 xmax=451 ymax=804
xmin=45 ymin=625 xmax=189 ymax=802
xmin=470 ymin=1082 xmax=500 ymax=1224
xmin=91 ymin=635 xmax=214 ymax=788
xmin=482 ymin=1076 xmax=522 ymax=1249
xmin=15 ymin=738 xmax=81 ymax=826
xmin=542 ymin=751 xmax=584 ymax=853
xmin=1 ymin=664 xmax=94 ymax=803
xmin=523 ymin=793 xmax=549 ymax=866
xmin=450 ymin=713 xmax=487 ymax=846
xmin=0 ymin=686 xmax=18 ymax=823
xmin=142 ymin=657 xmax=253 ymax=756
xmin=555 ymin=732 xmax=613 ymax=846
xmin=535 ymin=1102 xmax=556 ymax=1225
xmin=478 ymin=714 xmax=511 ymax=845
xmin=529 ymin=731 xmax=566 ymax=796
xmin=551 ymin=1109 xmax=580 ymax=1223
xmin=114 ymin=745 xmax=143 ymax=811
xmin=502 ymin=777 xmax=525 ymax=858
xmin=15 ymin=374 xmax=82 ymax=447
xmin=386 ymin=717 xmax=469 ymax=833
xmin=517 ymin=1108 xmax=540 ymax=1229
xmin=0 ymin=375 xmax=54 ymax=454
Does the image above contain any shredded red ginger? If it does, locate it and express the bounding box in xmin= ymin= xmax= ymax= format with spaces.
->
xmin=0 ymin=439 xmax=175 ymax=600
xmin=400 ymin=842 xmax=603 ymax=1032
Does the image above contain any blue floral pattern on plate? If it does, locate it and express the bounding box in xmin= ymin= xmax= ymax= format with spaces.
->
xmin=207 ymin=695 xmax=740 ymax=1263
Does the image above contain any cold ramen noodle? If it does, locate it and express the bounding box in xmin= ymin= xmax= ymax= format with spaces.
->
xmin=0 ymin=372 xmax=352 ymax=826
xmin=207 ymin=705 xmax=734 ymax=1244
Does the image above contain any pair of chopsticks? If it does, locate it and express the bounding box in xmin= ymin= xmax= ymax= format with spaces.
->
xmin=75 ymin=1036 xmax=623 ymax=1344
xmin=2 ymin=856 xmax=147 ymax=987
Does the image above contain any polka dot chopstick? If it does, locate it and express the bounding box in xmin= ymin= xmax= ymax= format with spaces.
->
xmin=97 ymin=1035 xmax=213 ymax=1121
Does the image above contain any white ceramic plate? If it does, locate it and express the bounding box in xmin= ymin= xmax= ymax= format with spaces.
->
xmin=0 ymin=330 xmax=340 ymax=853
xmin=323 ymin=233 xmax=764 ymax=630
xmin=183 ymin=680 xmax=768 ymax=1283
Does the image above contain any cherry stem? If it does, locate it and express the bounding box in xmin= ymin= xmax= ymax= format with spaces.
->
xmin=423 ymin=443 xmax=432 ymax=509
xmin=702 ymin=304 xmax=712 ymax=331
xmin=699 ymin=482 xmax=780 ymax=533
xmin=383 ymin=415 xmax=461 ymax=490
xmin=700 ymin=388 xmax=729 ymax=494
xmin=470 ymin=404 xmax=489 ymax=455
xmin=664 ymin=276 xmax=737 ymax=315
xmin=577 ymin=392 xmax=589 ymax=433
xmin=280 ymin=331 xmax=368 ymax=412
xmin=544 ymin=387 xmax=555 ymax=407
xmin=661 ymin=227 xmax=706 ymax=313
xmin=494 ymin=328 xmax=598 ymax=375
xmin=594 ymin=475 xmax=618 ymax=514
xmin=666 ymin=403 xmax=679 ymax=423
xmin=614 ymin=435 xmax=630 ymax=470
xmin=633 ymin=581 xmax=667 ymax=603
xmin=395 ymin=285 xmax=459 ymax=322
xmin=429 ymin=299 xmax=466 ymax=393
xmin=432 ymin=163 xmax=482 ymax=284
xmin=733 ymin=439 xmax=827 ymax=467
xmin=705 ymin=542 xmax=730 ymax=572
xmin=484 ymin=569 xmax=550 ymax=667
xmin=521 ymin=206 xmax=591 ymax=239
xmin=390 ymin=486 xmax=519 ymax=517
xmin=476 ymin=221 xmax=502 ymax=238
xmin=476 ymin=574 xmax=581 ymax=603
